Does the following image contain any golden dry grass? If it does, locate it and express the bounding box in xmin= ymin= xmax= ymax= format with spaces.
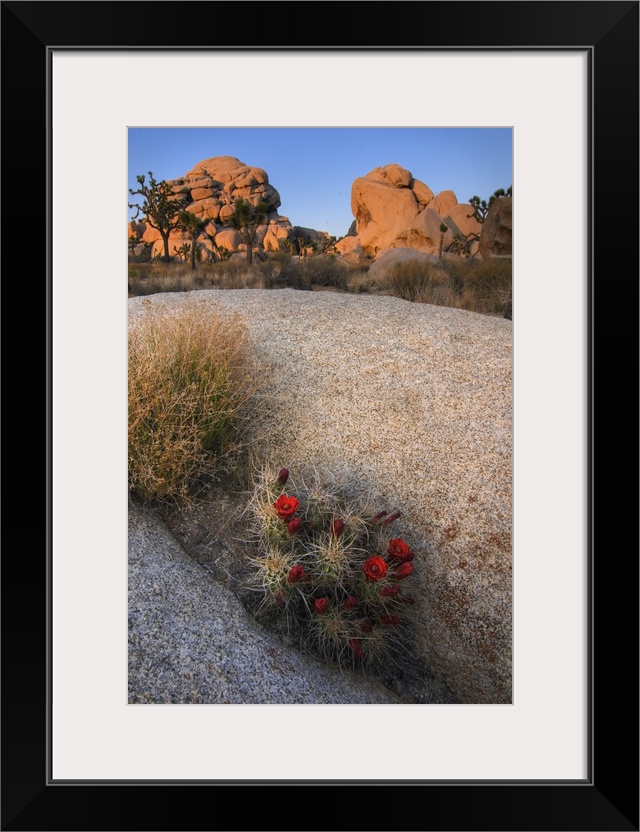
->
xmin=128 ymin=298 xmax=259 ymax=503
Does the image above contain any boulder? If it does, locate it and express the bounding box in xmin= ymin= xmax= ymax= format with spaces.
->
xmin=395 ymin=207 xmax=453 ymax=254
xmin=334 ymin=235 xmax=362 ymax=255
xmin=366 ymin=162 xmax=413 ymax=188
xmin=368 ymin=246 xmax=441 ymax=276
xmin=334 ymin=235 xmax=363 ymax=264
xmin=411 ymin=178 xmax=435 ymax=207
xmin=262 ymin=228 xmax=282 ymax=252
xmin=444 ymin=203 xmax=483 ymax=240
xmin=129 ymin=290 xmax=512 ymax=704
xmin=431 ymin=190 xmax=458 ymax=216
xmin=292 ymin=226 xmax=323 ymax=245
xmin=141 ymin=224 xmax=161 ymax=244
xmin=479 ymin=196 xmax=512 ymax=258
xmin=214 ymin=229 xmax=242 ymax=251
xmin=351 ymin=176 xmax=419 ymax=254
xmin=131 ymin=243 xmax=149 ymax=259
xmin=191 ymin=187 xmax=215 ymax=201
xmin=218 ymin=204 xmax=235 ymax=222
xmin=128 ymin=220 xmax=145 ymax=239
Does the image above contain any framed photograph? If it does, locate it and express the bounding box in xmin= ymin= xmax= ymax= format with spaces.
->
xmin=4 ymin=1 xmax=637 ymax=829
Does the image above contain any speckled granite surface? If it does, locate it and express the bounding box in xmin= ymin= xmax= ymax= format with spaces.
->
xmin=129 ymin=289 xmax=512 ymax=702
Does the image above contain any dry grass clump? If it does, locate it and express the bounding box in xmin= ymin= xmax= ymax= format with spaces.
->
xmin=379 ymin=257 xmax=512 ymax=315
xmin=128 ymin=298 xmax=259 ymax=503
xmin=447 ymin=257 xmax=512 ymax=316
xmin=383 ymin=261 xmax=454 ymax=304
xmin=128 ymin=264 xmax=217 ymax=296
xmin=128 ymin=254 xmax=512 ymax=317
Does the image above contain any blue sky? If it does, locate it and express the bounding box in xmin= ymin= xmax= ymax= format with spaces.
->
xmin=128 ymin=128 xmax=512 ymax=239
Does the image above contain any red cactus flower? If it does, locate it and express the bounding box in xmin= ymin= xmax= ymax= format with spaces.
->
xmin=388 ymin=538 xmax=412 ymax=561
xmin=371 ymin=510 xmax=387 ymax=524
xmin=343 ymin=596 xmax=358 ymax=610
xmin=362 ymin=556 xmax=388 ymax=581
xmin=314 ymin=597 xmax=329 ymax=615
xmin=287 ymin=517 xmax=302 ymax=535
xmin=360 ymin=618 xmax=373 ymax=633
xmin=380 ymin=615 xmax=400 ymax=626
xmin=348 ymin=638 xmax=363 ymax=658
xmin=382 ymin=510 xmax=401 ymax=526
xmin=273 ymin=494 xmax=299 ymax=519
xmin=277 ymin=467 xmax=289 ymax=485
xmin=287 ymin=564 xmax=305 ymax=584
xmin=381 ymin=585 xmax=400 ymax=597
xmin=393 ymin=562 xmax=413 ymax=580
xmin=331 ymin=517 xmax=345 ymax=537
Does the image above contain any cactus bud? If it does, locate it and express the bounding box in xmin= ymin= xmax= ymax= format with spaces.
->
xmin=381 ymin=585 xmax=400 ymax=597
xmin=393 ymin=562 xmax=413 ymax=580
xmin=314 ymin=597 xmax=329 ymax=615
xmin=331 ymin=517 xmax=345 ymax=537
xmin=287 ymin=517 xmax=302 ymax=535
xmin=348 ymin=638 xmax=363 ymax=658
xmin=277 ymin=467 xmax=289 ymax=486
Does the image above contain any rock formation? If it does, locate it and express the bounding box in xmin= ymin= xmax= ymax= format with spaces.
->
xmin=128 ymin=156 xmax=314 ymax=261
xmin=348 ymin=163 xmax=483 ymax=259
xmin=128 ymin=155 xmax=511 ymax=267
xmin=479 ymin=195 xmax=513 ymax=258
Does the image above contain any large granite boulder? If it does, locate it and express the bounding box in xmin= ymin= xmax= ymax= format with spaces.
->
xmin=351 ymin=172 xmax=419 ymax=254
xmin=480 ymin=196 xmax=513 ymax=258
xmin=349 ymin=163 xmax=489 ymax=261
xmin=443 ymin=203 xmax=483 ymax=240
xmin=129 ymin=290 xmax=513 ymax=704
xmin=334 ymin=235 xmax=363 ymax=264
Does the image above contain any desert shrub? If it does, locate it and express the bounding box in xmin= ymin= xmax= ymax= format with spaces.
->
xmin=128 ymin=298 xmax=258 ymax=503
xmin=246 ymin=465 xmax=419 ymax=670
xmin=345 ymin=268 xmax=377 ymax=294
xmin=128 ymin=264 xmax=200 ymax=296
xmin=299 ymin=255 xmax=349 ymax=290
xmin=257 ymin=254 xmax=349 ymax=292
xmin=461 ymin=258 xmax=512 ymax=315
xmin=383 ymin=260 xmax=454 ymax=304
xmin=440 ymin=257 xmax=512 ymax=315
xmin=209 ymin=259 xmax=263 ymax=289
xmin=272 ymin=257 xmax=313 ymax=290
xmin=253 ymin=253 xmax=289 ymax=288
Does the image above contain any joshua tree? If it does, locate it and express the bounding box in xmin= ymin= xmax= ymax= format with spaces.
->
xmin=226 ymin=197 xmax=268 ymax=267
xmin=177 ymin=211 xmax=209 ymax=270
xmin=129 ymin=171 xmax=187 ymax=262
xmin=467 ymin=186 xmax=512 ymax=224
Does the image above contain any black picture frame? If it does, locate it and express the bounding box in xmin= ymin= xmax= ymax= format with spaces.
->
xmin=3 ymin=1 xmax=638 ymax=830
